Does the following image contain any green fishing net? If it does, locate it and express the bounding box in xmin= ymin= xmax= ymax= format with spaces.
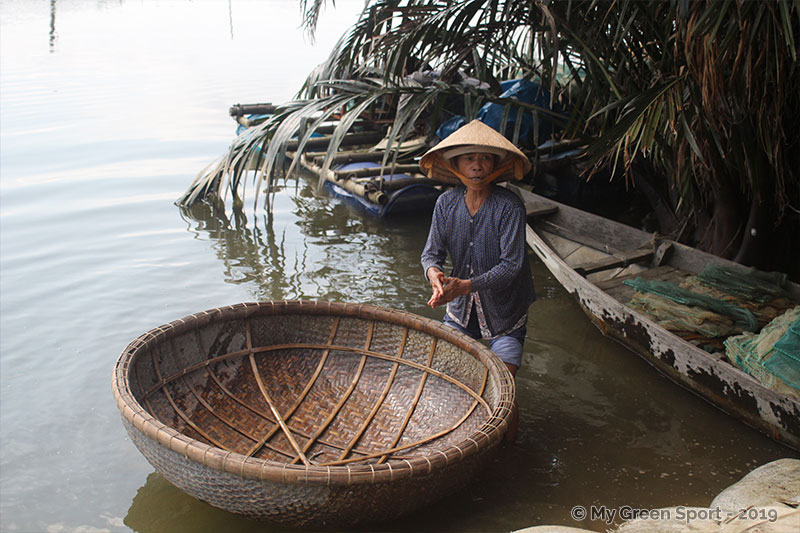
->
xmin=624 ymin=263 xmax=798 ymax=395
xmin=625 ymin=264 xmax=795 ymax=357
xmin=724 ymin=307 xmax=800 ymax=399
xmin=695 ymin=265 xmax=788 ymax=303
xmin=764 ymin=314 xmax=800 ymax=392
xmin=629 ymin=292 xmax=742 ymax=339
xmin=623 ymin=277 xmax=759 ymax=332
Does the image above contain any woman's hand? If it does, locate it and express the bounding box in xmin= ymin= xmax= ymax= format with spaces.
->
xmin=427 ymin=267 xmax=446 ymax=307
xmin=427 ymin=270 xmax=471 ymax=308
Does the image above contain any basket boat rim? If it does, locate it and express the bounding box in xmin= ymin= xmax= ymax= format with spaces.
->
xmin=112 ymin=300 xmax=515 ymax=486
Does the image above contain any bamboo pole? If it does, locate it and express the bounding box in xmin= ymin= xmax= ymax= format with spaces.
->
xmin=297 ymin=155 xmax=387 ymax=205
xmin=333 ymin=164 xmax=421 ymax=180
xmin=312 ymin=151 xmax=387 ymax=165
xmin=285 ymin=132 xmax=384 ymax=152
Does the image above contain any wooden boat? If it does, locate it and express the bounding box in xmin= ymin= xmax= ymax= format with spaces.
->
xmin=112 ymin=301 xmax=514 ymax=527
xmin=507 ymin=184 xmax=800 ymax=451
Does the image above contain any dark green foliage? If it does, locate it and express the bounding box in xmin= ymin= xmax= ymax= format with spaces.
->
xmin=180 ymin=1 xmax=799 ymax=273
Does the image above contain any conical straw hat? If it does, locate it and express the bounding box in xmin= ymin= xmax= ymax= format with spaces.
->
xmin=419 ymin=120 xmax=531 ymax=184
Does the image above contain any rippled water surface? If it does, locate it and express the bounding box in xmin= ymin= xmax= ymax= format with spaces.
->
xmin=1 ymin=2 xmax=797 ymax=532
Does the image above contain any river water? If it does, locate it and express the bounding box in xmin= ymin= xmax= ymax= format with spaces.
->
xmin=1 ymin=1 xmax=796 ymax=532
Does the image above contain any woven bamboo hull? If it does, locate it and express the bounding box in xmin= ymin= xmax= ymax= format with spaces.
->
xmin=113 ymin=301 xmax=514 ymax=527
xmin=123 ymin=417 xmax=492 ymax=526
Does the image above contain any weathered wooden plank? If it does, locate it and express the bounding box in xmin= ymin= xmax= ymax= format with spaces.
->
xmin=509 ymin=183 xmax=656 ymax=252
xmin=586 ymin=263 xmax=649 ymax=286
xmin=524 ymin=203 xmax=559 ymax=219
xmin=562 ymin=243 xmax=609 ymax=267
xmin=653 ymin=241 xmax=673 ymax=266
xmin=537 ymin=230 xmax=583 ymax=261
xmin=536 ymin=219 xmax=627 ymax=256
xmin=574 ymin=248 xmax=655 ymax=277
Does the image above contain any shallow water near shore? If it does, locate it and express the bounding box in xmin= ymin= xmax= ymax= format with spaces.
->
xmin=1 ymin=2 xmax=797 ymax=532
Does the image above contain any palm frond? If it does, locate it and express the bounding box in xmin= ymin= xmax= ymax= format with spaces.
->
xmin=179 ymin=71 xmax=568 ymax=208
xmin=181 ymin=0 xmax=799 ymax=266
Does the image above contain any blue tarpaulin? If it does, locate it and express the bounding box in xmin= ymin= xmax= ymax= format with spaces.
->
xmin=435 ymin=79 xmax=558 ymax=148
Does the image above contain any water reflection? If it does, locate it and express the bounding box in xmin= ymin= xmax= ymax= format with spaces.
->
xmin=179 ymin=199 xmax=295 ymax=298
xmin=228 ymin=0 xmax=234 ymax=40
xmin=177 ymin=179 xmax=438 ymax=316
xmin=49 ymin=0 xmax=57 ymax=52
xmin=125 ymin=473 xmax=274 ymax=533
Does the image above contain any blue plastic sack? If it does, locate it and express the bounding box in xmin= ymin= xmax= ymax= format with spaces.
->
xmin=477 ymin=79 xmax=555 ymax=147
xmin=435 ymin=116 xmax=467 ymax=141
xmin=435 ymin=79 xmax=558 ymax=148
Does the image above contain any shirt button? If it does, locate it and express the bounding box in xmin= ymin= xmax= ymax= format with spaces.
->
xmin=469 ymin=241 xmax=473 ymax=246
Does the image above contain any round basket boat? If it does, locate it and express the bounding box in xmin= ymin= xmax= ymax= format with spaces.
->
xmin=112 ymin=301 xmax=515 ymax=528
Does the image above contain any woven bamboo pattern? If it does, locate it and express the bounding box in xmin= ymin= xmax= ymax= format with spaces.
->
xmin=112 ymin=301 xmax=515 ymax=527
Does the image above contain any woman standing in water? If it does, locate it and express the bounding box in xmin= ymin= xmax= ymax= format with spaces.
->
xmin=420 ymin=120 xmax=535 ymax=437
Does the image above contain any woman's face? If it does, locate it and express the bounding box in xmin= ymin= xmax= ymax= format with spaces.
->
xmin=454 ymin=153 xmax=496 ymax=189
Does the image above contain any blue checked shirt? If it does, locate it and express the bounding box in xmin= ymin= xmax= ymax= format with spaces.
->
xmin=421 ymin=185 xmax=536 ymax=338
